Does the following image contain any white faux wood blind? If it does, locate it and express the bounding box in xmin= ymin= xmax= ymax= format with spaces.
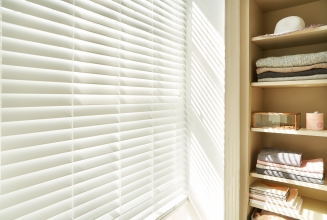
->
xmin=0 ymin=0 xmax=187 ymax=219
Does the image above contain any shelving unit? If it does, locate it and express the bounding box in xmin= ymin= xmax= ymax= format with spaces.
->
xmin=251 ymin=25 xmax=327 ymax=50
xmin=252 ymin=79 xmax=327 ymax=88
xmin=251 ymin=128 xmax=327 ymax=138
xmin=250 ymin=197 xmax=327 ymax=220
xmin=240 ymin=0 xmax=327 ymax=219
xmin=250 ymin=170 xmax=327 ymax=191
xmin=253 ymin=0 xmax=320 ymax=13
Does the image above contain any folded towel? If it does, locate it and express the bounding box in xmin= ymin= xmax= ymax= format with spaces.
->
xmin=257 ymin=147 xmax=302 ymax=167
xmin=257 ymin=68 xmax=327 ymax=79
xmin=250 ymin=195 xmax=301 ymax=210
xmin=249 ymin=189 xmax=299 ymax=208
xmin=256 ymin=51 xmax=327 ymax=68
xmin=249 ymin=189 xmax=289 ymax=201
xmin=258 ymin=74 xmax=327 ymax=82
xmin=249 ymin=180 xmax=290 ymax=196
xmin=256 ymin=168 xmax=325 ymax=185
xmin=257 ymin=63 xmax=327 ymax=74
xmin=257 ymin=158 xmax=324 ymax=174
xmin=250 ymin=197 xmax=303 ymax=215
xmin=256 ymin=163 xmax=324 ymax=179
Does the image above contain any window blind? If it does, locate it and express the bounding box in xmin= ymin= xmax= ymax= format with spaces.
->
xmin=0 ymin=0 xmax=187 ymax=219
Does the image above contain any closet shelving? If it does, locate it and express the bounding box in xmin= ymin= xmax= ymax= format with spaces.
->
xmin=249 ymin=196 xmax=327 ymax=220
xmin=251 ymin=128 xmax=327 ymax=138
xmin=251 ymin=25 xmax=327 ymax=50
xmin=250 ymin=170 xmax=327 ymax=191
xmin=241 ymin=0 xmax=327 ymax=219
xmin=252 ymin=79 xmax=327 ymax=88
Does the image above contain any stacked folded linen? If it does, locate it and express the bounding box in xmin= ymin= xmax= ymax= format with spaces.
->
xmin=249 ymin=181 xmax=303 ymax=215
xmin=257 ymin=147 xmax=303 ymax=167
xmin=256 ymin=147 xmax=325 ymax=185
xmin=250 ymin=189 xmax=299 ymax=209
xmin=252 ymin=209 xmax=298 ymax=220
xmin=256 ymin=51 xmax=327 ymax=82
xmin=258 ymin=158 xmax=324 ymax=173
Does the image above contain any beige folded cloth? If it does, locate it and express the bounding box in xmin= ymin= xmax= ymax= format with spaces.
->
xmin=256 ymin=51 xmax=327 ymax=68
xmin=257 ymin=63 xmax=327 ymax=74
xmin=256 ymin=164 xmax=324 ymax=179
xmin=258 ymin=74 xmax=327 ymax=82
xmin=249 ymin=189 xmax=298 ymax=208
xmin=250 ymin=196 xmax=302 ymax=211
xmin=253 ymin=210 xmax=297 ymax=220
xmin=257 ymin=158 xmax=324 ymax=174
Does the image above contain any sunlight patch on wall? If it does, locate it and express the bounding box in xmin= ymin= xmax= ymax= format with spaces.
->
xmin=189 ymin=133 xmax=223 ymax=219
xmin=187 ymin=1 xmax=225 ymax=219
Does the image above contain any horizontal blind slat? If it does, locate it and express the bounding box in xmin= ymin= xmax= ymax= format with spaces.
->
xmin=1 ymin=0 xmax=187 ymax=219
xmin=2 ymin=5 xmax=74 ymax=37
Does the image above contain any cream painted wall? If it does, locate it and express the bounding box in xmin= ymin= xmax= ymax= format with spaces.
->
xmin=185 ymin=0 xmax=226 ymax=219
xmin=170 ymin=0 xmax=240 ymax=219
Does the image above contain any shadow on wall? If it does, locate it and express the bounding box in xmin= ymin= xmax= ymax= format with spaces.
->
xmin=188 ymin=1 xmax=225 ymax=220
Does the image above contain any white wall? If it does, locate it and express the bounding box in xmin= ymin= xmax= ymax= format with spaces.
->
xmin=186 ymin=0 xmax=226 ymax=219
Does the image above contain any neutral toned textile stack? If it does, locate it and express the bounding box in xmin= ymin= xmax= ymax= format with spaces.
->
xmin=256 ymin=51 xmax=327 ymax=82
xmin=252 ymin=208 xmax=298 ymax=220
xmin=249 ymin=181 xmax=303 ymax=215
xmin=256 ymin=147 xmax=325 ymax=185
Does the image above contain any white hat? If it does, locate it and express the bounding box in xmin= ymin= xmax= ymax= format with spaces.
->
xmin=273 ymin=16 xmax=305 ymax=35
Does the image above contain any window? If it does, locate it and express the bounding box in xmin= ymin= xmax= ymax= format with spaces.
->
xmin=0 ymin=0 xmax=187 ymax=219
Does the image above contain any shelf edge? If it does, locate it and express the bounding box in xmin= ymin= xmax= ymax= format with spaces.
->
xmin=251 ymin=80 xmax=327 ymax=88
xmin=251 ymin=128 xmax=327 ymax=137
xmin=251 ymin=26 xmax=327 ymax=42
xmin=249 ymin=170 xmax=327 ymax=191
xmin=251 ymin=25 xmax=327 ymax=50
xmin=250 ymin=197 xmax=327 ymax=220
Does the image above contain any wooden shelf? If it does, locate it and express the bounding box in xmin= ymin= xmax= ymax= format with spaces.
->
xmin=249 ymin=169 xmax=327 ymax=219
xmin=254 ymin=0 xmax=319 ymax=13
xmin=251 ymin=80 xmax=327 ymax=88
xmin=242 ymin=0 xmax=327 ymax=218
xmin=251 ymin=128 xmax=327 ymax=138
xmin=251 ymin=25 xmax=327 ymax=50
xmin=250 ymin=196 xmax=327 ymax=220
xmin=250 ymin=170 xmax=327 ymax=192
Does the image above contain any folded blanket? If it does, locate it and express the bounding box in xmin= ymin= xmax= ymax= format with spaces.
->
xmin=258 ymin=74 xmax=327 ymax=82
xmin=250 ymin=196 xmax=301 ymax=210
xmin=249 ymin=189 xmax=289 ymax=201
xmin=249 ymin=180 xmax=289 ymax=196
xmin=249 ymin=188 xmax=298 ymax=208
xmin=257 ymin=63 xmax=327 ymax=74
xmin=256 ymin=51 xmax=327 ymax=68
xmin=250 ymin=197 xmax=303 ymax=215
xmin=257 ymin=158 xmax=324 ymax=174
xmin=257 ymin=68 xmax=327 ymax=79
xmin=256 ymin=168 xmax=325 ymax=185
xmin=257 ymin=147 xmax=302 ymax=167
xmin=256 ymin=163 xmax=324 ymax=179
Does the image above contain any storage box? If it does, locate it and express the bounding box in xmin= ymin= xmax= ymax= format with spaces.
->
xmin=306 ymin=112 xmax=324 ymax=131
xmin=252 ymin=112 xmax=301 ymax=130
